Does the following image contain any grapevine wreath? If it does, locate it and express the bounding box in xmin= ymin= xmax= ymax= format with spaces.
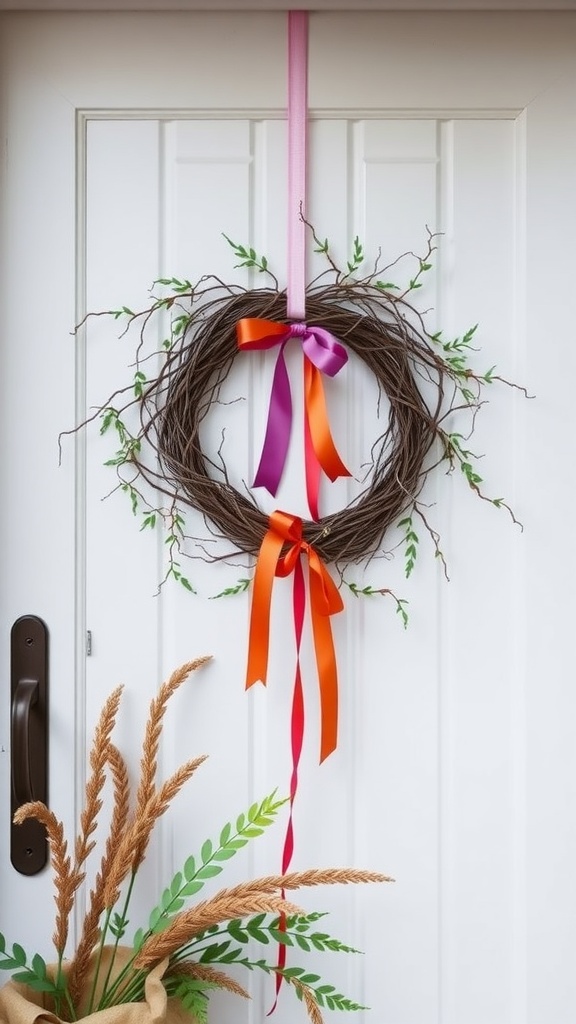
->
xmin=70 ymin=226 xmax=522 ymax=579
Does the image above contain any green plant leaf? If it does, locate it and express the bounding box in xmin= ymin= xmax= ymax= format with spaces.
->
xmin=227 ymin=920 xmax=249 ymax=945
xmin=181 ymin=881 xmax=204 ymax=898
xmin=269 ymin=928 xmax=293 ymax=946
xmin=11 ymin=973 xmax=58 ymax=994
xmin=199 ymin=941 xmax=231 ymax=963
xmin=219 ymin=822 xmax=231 ymax=846
xmin=183 ymin=855 xmax=196 ymax=881
xmin=212 ymin=847 xmax=236 ymax=862
xmin=12 ymin=945 xmax=26 ymax=967
xmin=196 ymin=865 xmax=222 ymax=880
xmin=31 ymin=954 xmax=46 ymax=978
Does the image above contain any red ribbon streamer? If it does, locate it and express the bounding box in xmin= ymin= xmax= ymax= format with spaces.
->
xmin=267 ymin=557 xmax=306 ymax=1016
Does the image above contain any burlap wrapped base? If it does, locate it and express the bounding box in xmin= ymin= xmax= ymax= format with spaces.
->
xmin=0 ymin=949 xmax=193 ymax=1024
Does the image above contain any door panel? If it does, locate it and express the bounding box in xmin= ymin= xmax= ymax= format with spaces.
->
xmin=1 ymin=12 xmax=574 ymax=1023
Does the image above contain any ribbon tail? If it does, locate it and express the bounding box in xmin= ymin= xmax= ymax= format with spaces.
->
xmin=245 ymin=527 xmax=286 ymax=689
xmin=309 ymin=564 xmax=340 ymax=763
xmin=253 ymin=346 xmax=292 ymax=496
xmin=304 ymin=385 xmax=321 ymax=521
xmin=304 ymin=357 xmax=351 ymax=483
xmin=267 ymin=937 xmax=287 ymax=1016
xmin=285 ymin=555 xmax=306 ymax=867
xmin=268 ymin=556 xmax=306 ymax=1016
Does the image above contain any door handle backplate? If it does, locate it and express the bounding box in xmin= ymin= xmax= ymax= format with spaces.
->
xmin=10 ymin=615 xmax=48 ymax=874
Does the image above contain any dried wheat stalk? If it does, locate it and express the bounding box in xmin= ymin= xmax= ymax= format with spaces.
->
xmin=102 ymin=755 xmax=207 ymax=909
xmin=167 ymin=961 xmax=250 ymax=1000
xmin=73 ymin=686 xmax=123 ymax=881
xmin=12 ymin=802 xmax=73 ymax=956
xmin=102 ymin=744 xmax=132 ymax=876
xmin=148 ymin=755 xmax=208 ymax=820
xmin=67 ymin=744 xmax=131 ymax=1007
xmin=210 ymin=867 xmax=393 ymax=905
xmin=101 ymin=657 xmax=210 ymax=907
xmin=135 ymin=894 xmax=302 ymax=968
xmin=133 ymin=657 xmax=211 ymax=864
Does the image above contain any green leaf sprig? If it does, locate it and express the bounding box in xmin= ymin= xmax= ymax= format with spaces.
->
xmin=398 ymin=515 xmax=419 ymax=579
xmin=209 ymin=578 xmax=251 ymax=600
xmin=343 ymin=579 xmax=409 ymax=629
xmin=222 ymin=234 xmax=278 ymax=287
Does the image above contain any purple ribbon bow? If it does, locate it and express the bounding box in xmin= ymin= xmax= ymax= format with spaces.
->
xmin=236 ymin=318 xmax=348 ymax=496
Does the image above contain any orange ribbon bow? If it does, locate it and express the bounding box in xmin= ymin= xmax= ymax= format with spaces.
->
xmin=246 ymin=509 xmax=344 ymax=763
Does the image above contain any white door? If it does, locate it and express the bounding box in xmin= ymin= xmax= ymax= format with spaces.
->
xmin=1 ymin=11 xmax=575 ymax=1023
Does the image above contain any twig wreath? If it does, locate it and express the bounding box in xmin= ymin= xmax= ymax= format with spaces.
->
xmin=67 ymin=222 xmax=524 ymax=600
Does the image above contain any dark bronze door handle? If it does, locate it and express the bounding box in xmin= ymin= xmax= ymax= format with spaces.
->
xmin=10 ymin=615 xmax=48 ymax=874
xmin=11 ymin=677 xmax=39 ymax=806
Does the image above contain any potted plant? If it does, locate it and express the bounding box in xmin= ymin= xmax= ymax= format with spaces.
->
xmin=0 ymin=657 xmax=390 ymax=1024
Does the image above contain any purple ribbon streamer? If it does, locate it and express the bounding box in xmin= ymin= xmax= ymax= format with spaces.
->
xmin=253 ymin=323 xmax=347 ymax=496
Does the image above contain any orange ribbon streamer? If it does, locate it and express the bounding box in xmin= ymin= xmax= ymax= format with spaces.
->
xmin=246 ymin=509 xmax=344 ymax=763
xmin=303 ymin=354 xmax=349 ymax=520
xmin=303 ymin=355 xmax=350 ymax=483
